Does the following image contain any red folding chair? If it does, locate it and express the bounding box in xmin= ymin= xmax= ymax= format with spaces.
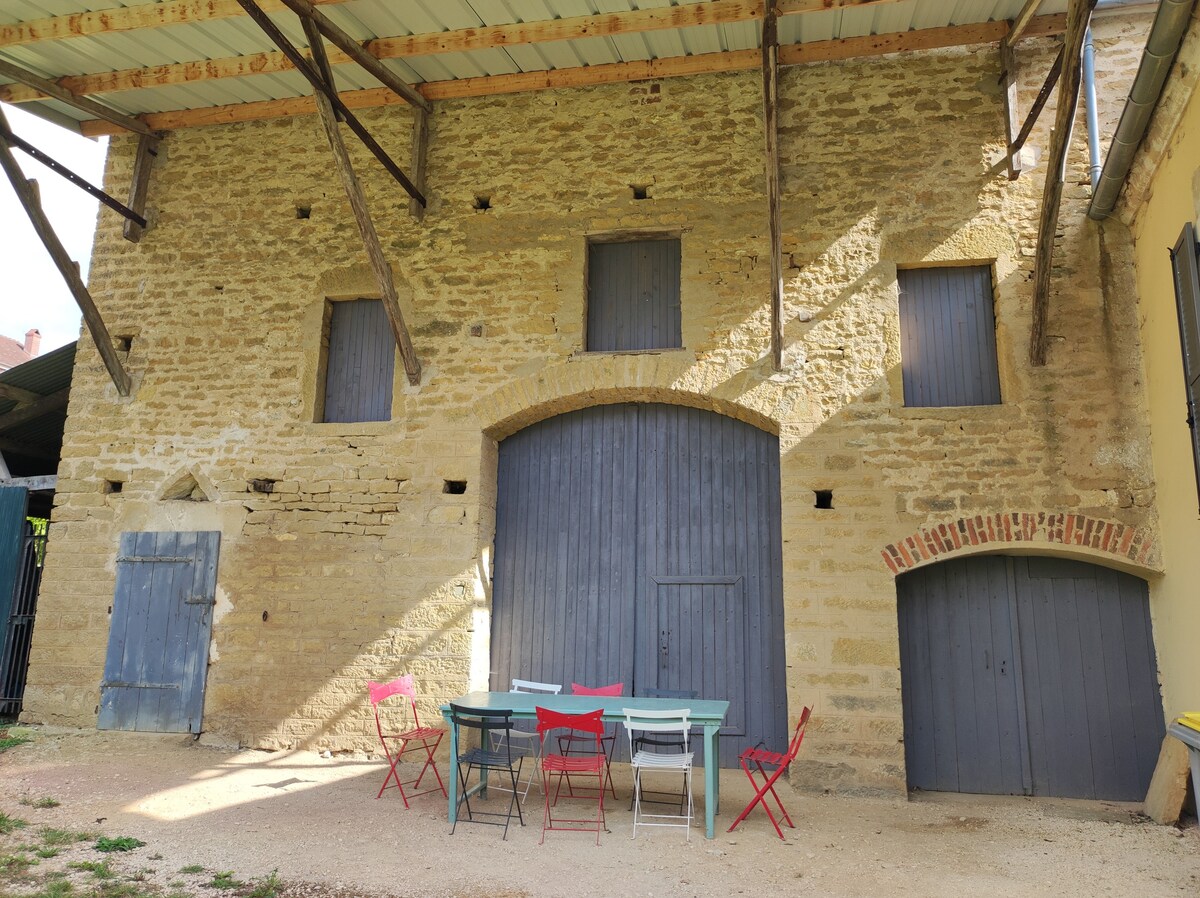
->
xmin=556 ymin=682 xmax=622 ymax=800
xmin=537 ymin=707 xmax=607 ymax=845
xmin=367 ymin=674 xmax=447 ymax=808
xmin=726 ymin=706 xmax=812 ymax=839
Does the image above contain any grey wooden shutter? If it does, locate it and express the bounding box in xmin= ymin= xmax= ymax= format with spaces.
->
xmin=322 ymin=299 xmax=394 ymax=423
xmin=1170 ymin=223 xmax=1200 ymax=511
xmin=586 ymin=239 xmax=681 ymax=352
xmin=898 ymin=266 xmax=1001 ymax=407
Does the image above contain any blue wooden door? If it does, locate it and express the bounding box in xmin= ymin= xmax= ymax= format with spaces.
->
xmin=98 ymin=531 xmax=219 ymax=734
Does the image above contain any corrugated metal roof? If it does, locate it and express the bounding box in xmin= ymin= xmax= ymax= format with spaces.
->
xmin=0 ymin=0 xmax=1092 ymax=131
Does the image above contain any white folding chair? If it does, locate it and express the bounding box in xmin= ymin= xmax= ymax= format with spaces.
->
xmin=489 ymin=678 xmax=562 ymax=800
xmin=622 ymin=707 xmax=694 ymax=840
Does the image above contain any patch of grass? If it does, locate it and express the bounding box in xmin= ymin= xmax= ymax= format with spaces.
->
xmin=207 ymin=871 xmax=241 ymax=890
xmin=35 ymin=847 xmax=60 ymax=859
xmin=0 ymin=733 xmax=32 ymax=752
xmin=30 ymin=878 xmax=75 ymax=898
xmin=40 ymin=827 xmax=95 ymax=846
xmin=68 ymin=860 xmax=115 ymax=880
xmin=245 ymin=870 xmax=281 ymax=898
xmin=93 ymin=836 xmax=145 ymax=853
xmin=0 ymin=852 xmax=37 ymax=873
xmin=179 ymin=864 xmax=205 ymax=875
xmin=19 ymin=797 xmax=60 ymax=809
xmin=0 ymin=812 xmax=29 ymax=834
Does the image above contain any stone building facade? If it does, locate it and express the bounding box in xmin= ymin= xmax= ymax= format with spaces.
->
xmin=22 ymin=14 xmax=1164 ymax=794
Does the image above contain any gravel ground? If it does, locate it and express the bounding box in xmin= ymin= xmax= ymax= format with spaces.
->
xmin=0 ymin=726 xmax=1196 ymax=898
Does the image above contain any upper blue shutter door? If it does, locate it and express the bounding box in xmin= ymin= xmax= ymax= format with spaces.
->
xmin=898 ymin=266 xmax=1002 ymax=407
xmin=587 ymin=239 xmax=682 ymax=352
xmin=322 ymin=299 xmax=395 ymax=423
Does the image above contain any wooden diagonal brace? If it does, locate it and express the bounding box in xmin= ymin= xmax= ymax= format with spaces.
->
xmin=0 ymin=56 xmax=155 ymax=137
xmin=123 ymin=133 xmax=160 ymax=242
xmin=298 ymin=23 xmax=421 ymax=384
xmin=0 ymin=109 xmax=132 ymax=396
xmin=236 ymin=0 xmax=425 ymax=206
xmin=762 ymin=2 xmax=784 ymax=372
xmin=280 ymin=0 xmax=430 ymax=112
xmin=1010 ymin=45 xmax=1064 ymax=160
xmin=1029 ymin=0 xmax=1097 ymax=367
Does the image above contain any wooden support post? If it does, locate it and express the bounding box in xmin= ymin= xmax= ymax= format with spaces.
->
xmin=123 ymin=133 xmax=159 ymax=242
xmin=1029 ymin=0 xmax=1096 ymax=367
xmin=1011 ymin=46 xmax=1064 ymax=160
xmin=1000 ymin=36 xmax=1022 ymax=181
xmin=409 ymin=107 xmax=429 ymax=222
xmin=762 ymin=2 xmax=784 ymax=372
xmin=299 ymin=14 xmax=342 ymax=122
xmin=0 ymin=56 xmax=155 ymax=137
xmin=280 ymin=0 xmax=430 ymax=112
xmin=307 ymin=50 xmax=422 ymax=384
xmin=235 ymin=0 xmax=425 ymax=206
xmin=0 ymin=110 xmax=131 ymax=395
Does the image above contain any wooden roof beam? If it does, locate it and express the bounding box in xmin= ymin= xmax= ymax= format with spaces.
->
xmin=1007 ymin=0 xmax=1048 ymax=46
xmin=1029 ymin=0 xmax=1097 ymax=367
xmin=0 ymin=108 xmax=132 ymax=396
xmin=0 ymin=0 xmax=1063 ymax=106
xmin=75 ymin=15 xmax=1069 ymax=137
xmin=280 ymin=0 xmax=430 ymax=112
xmin=0 ymin=56 xmax=155 ymax=137
xmin=0 ymin=0 xmax=349 ymax=49
xmin=0 ymin=383 xmax=41 ymax=405
xmin=0 ymin=388 xmax=70 ymax=433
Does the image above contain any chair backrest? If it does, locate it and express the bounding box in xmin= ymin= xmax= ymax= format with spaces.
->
xmin=784 ymin=706 xmax=813 ymax=765
xmin=536 ymin=706 xmax=604 ymax=752
xmin=642 ymin=688 xmax=698 ymax=700
xmin=367 ymin=674 xmax=422 ymax=731
xmin=571 ymin=682 xmax=624 ymax=696
xmin=511 ymin=678 xmax=562 ymax=695
xmin=622 ymin=707 xmax=691 ymax=756
xmin=450 ymin=703 xmax=516 ymax=759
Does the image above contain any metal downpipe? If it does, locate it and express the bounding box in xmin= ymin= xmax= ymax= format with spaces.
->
xmin=1084 ymin=27 xmax=1104 ymax=190
xmin=1088 ymin=0 xmax=1198 ymax=219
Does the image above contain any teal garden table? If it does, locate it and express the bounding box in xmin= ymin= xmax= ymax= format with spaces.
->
xmin=441 ymin=692 xmax=731 ymax=839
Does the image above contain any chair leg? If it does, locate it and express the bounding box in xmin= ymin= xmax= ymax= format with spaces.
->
xmin=726 ymin=759 xmax=791 ymax=839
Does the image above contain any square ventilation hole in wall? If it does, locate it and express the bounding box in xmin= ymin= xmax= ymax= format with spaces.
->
xmin=814 ymin=489 xmax=833 ymax=510
xmin=443 ymin=480 xmax=467 ymax=495
xmin=104 ymin=480 xmax=124 ymax=494
xmin=631 ymin=184 xmax=650 ymax=200
xmin=296 ymin=205 xmax=311 ymax=219
xmin=249 ymin=478 xmax=277 ymax=494
xmin=472 ymin=195 xmax=491 ymax=211
xmin=113 ymin=335 xmax=133 ymax=352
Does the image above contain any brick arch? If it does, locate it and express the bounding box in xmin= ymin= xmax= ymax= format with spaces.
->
xmin=474 ymin=355 xmax=793 ymax=440
xmin=881 ymin=512 xmax=1161 ymax=576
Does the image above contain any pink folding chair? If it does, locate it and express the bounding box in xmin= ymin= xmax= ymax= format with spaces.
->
xmin=556 ymin=682 xmax=623 ymax=801
xmin=367 ymin=674 xmax=447 ymax=807
xmin=538 ymin=707 xmax=607 ymax=845
xmin=726 ymin=706 xmax=812 ymax=839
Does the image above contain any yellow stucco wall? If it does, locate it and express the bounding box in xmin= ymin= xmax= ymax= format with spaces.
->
xmin=1128 ymin=19 xmax=1200 ymax=718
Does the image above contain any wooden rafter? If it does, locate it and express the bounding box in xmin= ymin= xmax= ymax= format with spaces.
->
xmin=0 ymin=0 xmax=349 ymax=49
xmin=1007 ymin=0 xmax=1048 ymax=46
xmin=298 ymin=20 xmax=422 ymax=385
xmin=762 ymin=3 xmax=784 ymax=372
xmin=234 ymin=0 xmax=424 ymax=205
xmin=0 ymin=383 xmax=41 ymax=405
xmin=0 ymin=109 xmax=131 ymax=396
xmin=74 ymin=16 xmax=1069 ymax=137
xmin=0 ymin=57 xmax=155 ymax=137
xmin=0 ymin=388 xmax=70 ymax=433
xmin=0 ymin=3 xmax=1068 ymax=107
xmin=1029 ymin=0 xmax=1097 ymax=367
xmin=280 ymin=0 xmax=430 ymax=112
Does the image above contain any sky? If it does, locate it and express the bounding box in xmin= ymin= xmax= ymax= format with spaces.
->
xmin=1 ymin=102 xmax=109 ymax=354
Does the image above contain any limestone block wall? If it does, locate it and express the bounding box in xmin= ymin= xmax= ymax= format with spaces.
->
xmin=23 ymin=15 xmax=1158 ymax=793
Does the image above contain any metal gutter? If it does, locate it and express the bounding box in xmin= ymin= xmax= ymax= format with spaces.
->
xmin=1088 ymin=0 xmax=1199 ymax=220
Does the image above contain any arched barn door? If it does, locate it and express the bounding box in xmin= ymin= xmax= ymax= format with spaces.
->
xmin=491 ymin=402 xmax=787 ymax=765
xmin=898 ymin=555 xmax=1164 ymax=800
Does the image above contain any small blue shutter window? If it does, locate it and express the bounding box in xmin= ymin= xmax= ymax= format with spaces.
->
xmin=586 ymin=239 xmax=682 ymax=352
xmin=321 ymin=298 xmax=394 ymax=423
xmin=898 ymin=266 xmax=1002 ymax=407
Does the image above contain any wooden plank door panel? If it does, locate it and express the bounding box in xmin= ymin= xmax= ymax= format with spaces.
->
xmin=99 ymin=531 xmax=219 ymax=734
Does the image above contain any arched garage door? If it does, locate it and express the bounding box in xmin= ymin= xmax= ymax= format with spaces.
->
xmin=898 ymin=555 xmax=1164 ymax=800
xmin=491 ymin=403 xmax=787 ymax=765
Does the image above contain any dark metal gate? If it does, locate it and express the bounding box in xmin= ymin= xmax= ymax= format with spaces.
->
xmin=898 ymin=555 xmax=1164 ymax=800
xmin=490 ymin=402 xmax=787 ymax=766
xmin=0 ymin=523 xmax=46 ymax=716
